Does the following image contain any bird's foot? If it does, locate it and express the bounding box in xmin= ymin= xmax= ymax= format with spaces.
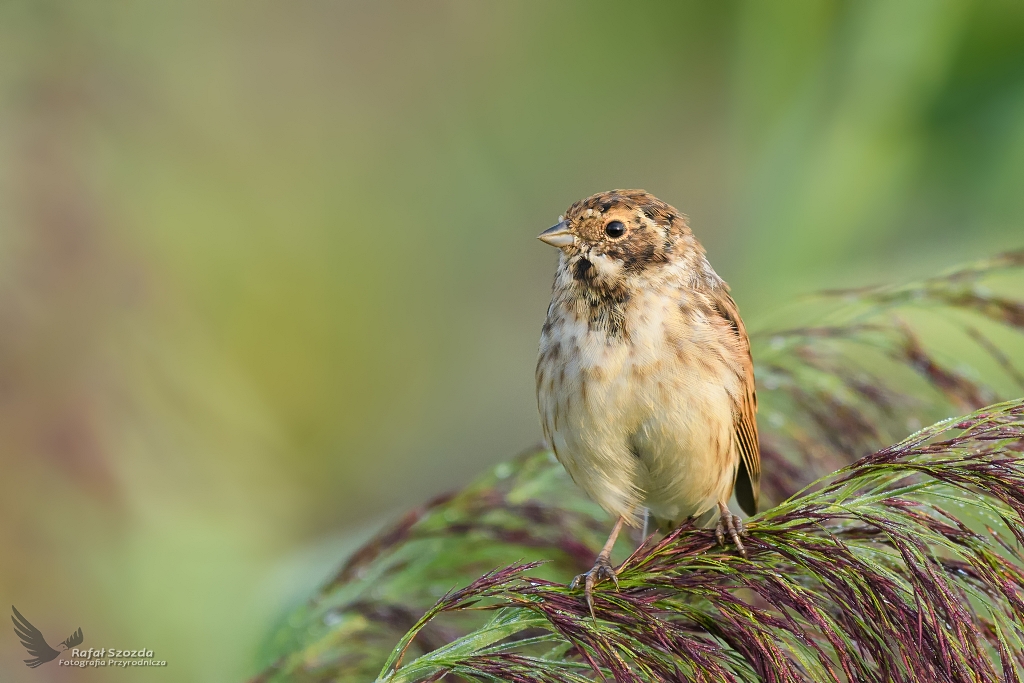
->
xmin=715 ymin=504 xmax=748 ymax=558
xmin=570 ymin=554 xmax=619 ymax=618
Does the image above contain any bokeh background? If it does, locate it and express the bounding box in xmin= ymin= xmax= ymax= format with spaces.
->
xmin=1 ymin=1 xmax=1023 ymax=681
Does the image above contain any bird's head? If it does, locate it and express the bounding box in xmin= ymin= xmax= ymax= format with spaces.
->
xmin=538 ymin=189 xmax=702 ymax=292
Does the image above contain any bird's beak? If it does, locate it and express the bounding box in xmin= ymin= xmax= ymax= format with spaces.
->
xmin=537 ymin=220 xmax=575 ymax=248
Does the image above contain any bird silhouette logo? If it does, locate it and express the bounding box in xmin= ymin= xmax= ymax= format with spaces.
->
xmin=11 ymin=606 xmax=83 ymax=668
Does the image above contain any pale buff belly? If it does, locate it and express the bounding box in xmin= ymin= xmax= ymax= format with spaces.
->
xmin=537 ymin=308 xmax=739 ymax=527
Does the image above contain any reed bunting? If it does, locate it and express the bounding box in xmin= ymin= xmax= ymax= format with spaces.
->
xmin=535 ymin=189 xmax=759 ymax=612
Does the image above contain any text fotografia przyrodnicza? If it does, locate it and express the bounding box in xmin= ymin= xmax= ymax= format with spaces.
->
xmin=59 ymin=648 xmax=167 ymax=668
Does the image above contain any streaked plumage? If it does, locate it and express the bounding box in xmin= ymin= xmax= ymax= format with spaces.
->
xmin=534 ymin=189 xmax=759 ymax=607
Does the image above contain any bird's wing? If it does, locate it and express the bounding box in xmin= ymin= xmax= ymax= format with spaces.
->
xmin=708 ymin=289 xmax=760 ymax=516
xmin=11 ymin=605 xmax=61 ymax=668
xmin=63 ymin=627 xmax=84 ymax=649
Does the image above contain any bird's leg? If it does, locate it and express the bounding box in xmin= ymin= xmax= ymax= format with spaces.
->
xmin=715 ymin=501 xmax=748 ymax=557
xmin=641 ymin=507 xmax=650 ymax=541
xmin=570 ymin=515 xmax=625 ymax=617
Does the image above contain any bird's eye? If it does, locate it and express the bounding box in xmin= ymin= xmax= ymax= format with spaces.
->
xmin=604 ymin=220 xmax=626 ymax=238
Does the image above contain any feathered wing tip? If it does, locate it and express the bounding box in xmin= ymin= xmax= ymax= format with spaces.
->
xmin=11 ymin=605 xmax=60 ymax=668
xmin=63 ymin=627 xmax=84 ymax=649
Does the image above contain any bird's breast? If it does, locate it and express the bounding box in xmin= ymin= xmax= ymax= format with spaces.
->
xmin=537 ymin=286 xmax=739 ymax=523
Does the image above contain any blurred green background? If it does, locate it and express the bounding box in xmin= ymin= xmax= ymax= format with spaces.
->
xmin=1 ymin=1 xmax=1023 ymax=681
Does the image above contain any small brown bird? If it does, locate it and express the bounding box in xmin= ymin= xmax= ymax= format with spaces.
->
xmin=535 ymin=189 xmax=759 ymax=611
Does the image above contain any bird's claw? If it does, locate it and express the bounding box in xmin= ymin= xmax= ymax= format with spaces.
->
xmin=571 ymin=555 xmax=619 ymax=618
xmin=716 ymin=509 xmax=748 ymax=558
